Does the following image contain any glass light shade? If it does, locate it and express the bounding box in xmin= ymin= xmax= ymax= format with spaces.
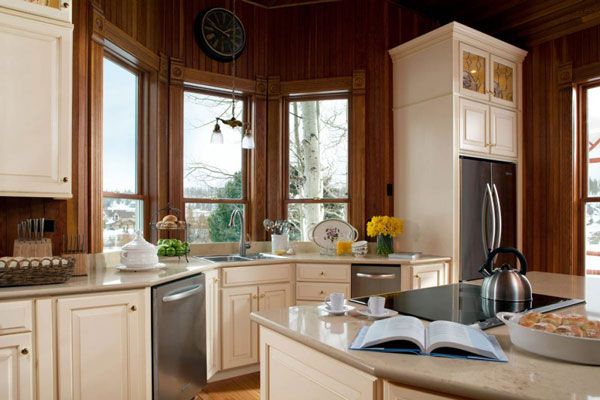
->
xmin=211 ymin=122 xmax=224 ymax=144
xmin=241 ymin=131 xmax=255 ymax=149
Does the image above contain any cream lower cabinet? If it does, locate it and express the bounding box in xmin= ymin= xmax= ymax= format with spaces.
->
xmin=56 ymin=290 xmax=150 ymax=400
xmin=383 ymin=381 xmax=463 ymax=400
xmin=401 ymin=263 xmax=449 ymax=291
xmin=205 ymin=269 xmax=221 ymax=380
xmin=260 ymin=327 xmax=378 ymax=400
xmin=220 ymin=264 xmax=293 ymax=371
xmin=0 ymin=332 xmax=33 ymax=400
xmin=295 ymin=263 xmax=350 ymax=304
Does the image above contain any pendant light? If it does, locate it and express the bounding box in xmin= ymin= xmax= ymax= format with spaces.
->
xmin=211 ymin=0 xmax=255 ymax=149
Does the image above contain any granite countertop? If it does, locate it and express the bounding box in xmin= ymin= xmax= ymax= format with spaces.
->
xmin=250 ymin=272 xmax=600 ymax=400
xmin=0 ymin=252 xmax=450 ymax=300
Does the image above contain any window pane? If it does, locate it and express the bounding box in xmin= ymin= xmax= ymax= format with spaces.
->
xmin=288 ymin=99 xmax=349 ymax=200
xmin=587 ymin=86 xmax=600 ymax=196
xmin=287 ymin=203 xmax=347 ymax=241
xmin=103 ymin=198 xmax=143 ymax=250
xmin=184 ymin=91 xmax=244 ymax=199
xmin=103 ymin=58 xmax=138 ymax=194
xmin=186 ymin=203 xmax=243 ymax=243
xmin=585 ymin=202 xmax=600 ymax=272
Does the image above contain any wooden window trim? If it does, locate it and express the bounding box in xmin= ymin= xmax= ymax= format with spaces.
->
xmin=578 ymin=78 xmax=600 ymax=274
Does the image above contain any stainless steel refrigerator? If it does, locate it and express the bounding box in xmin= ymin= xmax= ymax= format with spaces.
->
xmin=460 ymin=157 xmax=516 ymax=281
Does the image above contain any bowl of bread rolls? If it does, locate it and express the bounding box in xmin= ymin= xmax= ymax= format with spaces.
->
xmin=497 ymin=311 xmax=600 ymax=365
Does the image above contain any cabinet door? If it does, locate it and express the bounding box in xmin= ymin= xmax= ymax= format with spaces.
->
xmin=0 ymin=11 xmax=72 ymax=198
xmin=221 ymin=286 xmax=258 ymax=369
xmin=459 ymin=43 xmax=489 ymax=102
xmin=384 ymin=381 xmax=461 ymax=399
xmin=490 ymin=55 xmax=517 ymax=108
xmin=490 ymin=107 xmax=517 ymax=158
xmin=412 ymin=264 xmax=447 ymax=290
xmin=205 ymin=269 xmax=220 ymax=379
xmin=57 ymin=291 xmax=147 ymax=400
xmin=0 ymin=333 xmax=33 ymax=400
xmin=459 ymin=98 xmax=489 ymax=154
xmin=259 ymin=283 xmax=292 ymax=312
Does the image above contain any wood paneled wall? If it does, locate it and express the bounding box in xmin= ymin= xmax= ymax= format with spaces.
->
xmin=267 ymin=0 xmax=438 ymax=220
xmin=0 ymin=0 xmax=437 ymax=255
xmin=523 ymin=25 xmax=600 ymax=275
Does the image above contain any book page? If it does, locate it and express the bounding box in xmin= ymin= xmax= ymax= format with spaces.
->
xmin=426 ymin=321 xmax=502 ymax=359
xmin=359 ymin=316 xmax=425 ymax=351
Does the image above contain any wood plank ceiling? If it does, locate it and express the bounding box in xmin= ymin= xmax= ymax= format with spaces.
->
xmin=392 ymin=0 xmax=600 ymax=46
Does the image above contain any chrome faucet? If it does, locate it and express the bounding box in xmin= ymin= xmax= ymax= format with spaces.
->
xmin=229 ymin=208 xmax=251 ymax=256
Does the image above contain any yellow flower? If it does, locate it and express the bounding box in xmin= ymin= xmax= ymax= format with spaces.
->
xmin=366 ymin=216 xmax=404 ymax=237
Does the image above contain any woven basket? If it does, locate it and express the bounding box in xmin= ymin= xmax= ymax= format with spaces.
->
xmin=0 ymin=257 xmax=74 ymax=287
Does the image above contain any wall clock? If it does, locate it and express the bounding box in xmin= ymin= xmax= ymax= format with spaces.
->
xmin=194 ymin=7 xmax=246 ymax=63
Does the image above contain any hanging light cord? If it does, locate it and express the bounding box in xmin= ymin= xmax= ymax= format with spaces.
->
xmin=231 ymin=0 xmax=237 ymax=119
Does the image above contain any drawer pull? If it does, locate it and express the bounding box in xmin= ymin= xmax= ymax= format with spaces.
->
xmin=320 ymin=271 xmax=325 ymax=276
xmin=260 ymin=294 xmax=266 ymax=298
xmin=252 ymin=295 xmax=258 ymax=299
xmin=21 ymin=348 xmax=29 ymax=355
xmin=319 ymin=290 xmax=324 ymax=295
xmin=130 ymin=305 xmax=137 ymax=311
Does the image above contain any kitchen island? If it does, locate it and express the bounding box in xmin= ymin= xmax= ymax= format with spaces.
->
xmin=250 ymin=272 xmax=600 ymax=400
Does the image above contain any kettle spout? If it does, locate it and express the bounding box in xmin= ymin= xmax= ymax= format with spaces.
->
xmin=478 ymin=265 xmax=492 ymax=277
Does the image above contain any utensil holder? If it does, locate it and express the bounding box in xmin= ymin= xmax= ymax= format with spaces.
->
xmin=62 ymin=253 xmax=89 ymax=276
xmin=271 ymin=234 xmax=289 ymax=254
xmin=13 ymin=238 xmax=52 ymax=258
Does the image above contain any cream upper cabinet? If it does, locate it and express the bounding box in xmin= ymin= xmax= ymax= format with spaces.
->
xmin=490 ymin=106 xmax=517 ymax=158
xmin=0 ymin=6 xmax=72 ymax=198
xmin=205 ymin=269 xmax=220 ymax=380
xmin=56 ymin=290 xmax=149 ymax=400
xmin=0 ymin=332 xmax=33 ymax=400
xmin=221 ymin=285 xmax=259 ymax=370
xmin=458 ymin=98 xmax=489 ymax=153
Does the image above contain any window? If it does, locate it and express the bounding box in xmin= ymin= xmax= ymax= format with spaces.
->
xmin=102 ymin=57 xmax=144 ymax=250
xmin=286 ymin=97 xmax=350 ymax=240
xmin=582 ymin=83 xmax=600 ymax=275
xmin=183 ymin=88 xmax=247 ymax=243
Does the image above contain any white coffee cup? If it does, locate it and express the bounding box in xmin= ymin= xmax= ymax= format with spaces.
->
xmin=325 ymin=292 xmax=345 ymax=311
xmin=367 ymin=296 xmax=386 ymax=315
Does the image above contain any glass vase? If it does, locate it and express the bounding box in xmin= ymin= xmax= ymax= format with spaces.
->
xmin=376 ymin=234 xmax=393 ymax=256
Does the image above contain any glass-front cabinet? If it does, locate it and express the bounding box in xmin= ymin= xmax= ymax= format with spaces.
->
xmin=491 ymin=55 xmax=517 ymax=107
xmin=460 ymin=43 xmax=518 ymax=109
xmin=460 ymin=43 xmax=489 ymax=102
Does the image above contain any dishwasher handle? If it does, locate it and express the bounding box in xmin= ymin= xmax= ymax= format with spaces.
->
xmin=355 ymin=272 xmax=397 ymax=280
xmin=162 ymin=284 xmax=203 ymax=303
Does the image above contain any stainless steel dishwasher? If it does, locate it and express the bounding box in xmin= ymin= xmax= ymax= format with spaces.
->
xmin=351 ymin=264 xmax=402 ymax=298
xmin=152 ymin=274 xmax=206 ymax=399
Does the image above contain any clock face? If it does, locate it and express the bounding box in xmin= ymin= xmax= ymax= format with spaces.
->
xmin=194 ymin=8 xmax=246 ymax=63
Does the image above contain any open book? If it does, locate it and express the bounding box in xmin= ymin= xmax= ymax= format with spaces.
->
xmin=350 ymin=316 xmax=507 ymax=362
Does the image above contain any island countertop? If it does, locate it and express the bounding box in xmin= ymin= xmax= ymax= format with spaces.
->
xmin=250 ymin=271 xmax=600 ymax=400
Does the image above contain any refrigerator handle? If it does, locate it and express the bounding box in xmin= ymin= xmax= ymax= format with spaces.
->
xmin=481 ymin=184 xmax=496 ymax=256
xmin=492 ymin=183 xmax=502 ymax=249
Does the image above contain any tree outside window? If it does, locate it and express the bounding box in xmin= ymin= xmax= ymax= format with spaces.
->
xmin=286 ymin=97 xmax=349 ymax=240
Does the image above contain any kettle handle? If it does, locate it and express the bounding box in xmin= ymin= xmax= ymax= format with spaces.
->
xmin=484 ymin=247 xmax=528 ymax=275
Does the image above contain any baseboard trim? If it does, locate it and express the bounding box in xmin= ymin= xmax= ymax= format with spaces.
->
xmin=208 ymin=364 xmax=260 ymax=383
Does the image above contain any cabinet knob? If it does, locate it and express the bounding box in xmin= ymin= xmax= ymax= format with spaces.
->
xmin=320 ymin=271 xmax=325 ymax=276
xmin=319 ymin=290 xmax=324 ymax=295
xmin=213 ymin=278 xmax=219 ymax=283
xmin=130 ymin=305 xmax=137 ymax=311
xmin=62 ymin=176 xmax=69 ymax=183
xmin=62 ymin=1 xmax=69 ymax=8
xmin=260 ymin=294 xmax=266 ymax=298
xmin=21 ymin=348 xmax=29 ymax=355
xmin=252 ymin=295 xmax=258 ymax=299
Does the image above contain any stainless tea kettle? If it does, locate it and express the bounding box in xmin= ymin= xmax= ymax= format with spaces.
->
xmin=479 ymin=247 xmax=532 ymax=302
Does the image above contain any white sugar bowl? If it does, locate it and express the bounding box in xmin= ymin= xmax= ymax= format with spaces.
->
xmin=120 ymin=232 xmax=158 ymax=268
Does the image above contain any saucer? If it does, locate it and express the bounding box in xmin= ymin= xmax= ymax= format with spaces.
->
xmin=318 ymin=304 xmax=355 ymax=315
xmin=356 ymin=308 xmax=398 ymax=319
xmin=116 ymin=263 xmax=167 ymax=272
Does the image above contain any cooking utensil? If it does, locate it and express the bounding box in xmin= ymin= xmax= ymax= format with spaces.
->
xmin=479 ymin=247 xmax=532 ymax=302
xmin=497 ymin=312 xmax=600 ymax=365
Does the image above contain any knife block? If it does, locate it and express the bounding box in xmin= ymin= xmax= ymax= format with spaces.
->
xmin=13 ymin=239 xmax=52 ymax=258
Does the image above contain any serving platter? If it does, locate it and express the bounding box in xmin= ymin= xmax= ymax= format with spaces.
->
xmin=309 ymin=219 xmax=358 ymax=251
xmin=497 ymin=312 xmax=600 ymax=365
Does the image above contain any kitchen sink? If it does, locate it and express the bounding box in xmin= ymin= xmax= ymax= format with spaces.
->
xmin=200 ymin=255 xmax=251 ymax=263
xmin=198 ymin=253 xmax=285 ymax=263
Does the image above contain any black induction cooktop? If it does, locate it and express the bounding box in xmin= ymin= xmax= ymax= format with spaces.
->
xmin=350 ymin=283 xmax=585 ymax=330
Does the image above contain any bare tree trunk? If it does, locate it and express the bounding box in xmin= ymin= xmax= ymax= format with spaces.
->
xmin=300 ymin=101 xmax=323 ymax=238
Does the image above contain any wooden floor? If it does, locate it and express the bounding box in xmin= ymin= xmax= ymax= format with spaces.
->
xmin=195 ymin=373 xmax=260 ymax=400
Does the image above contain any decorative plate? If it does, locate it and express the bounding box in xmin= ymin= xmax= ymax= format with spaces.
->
xmin=309 ymin=219 xmax=358 ymax=250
